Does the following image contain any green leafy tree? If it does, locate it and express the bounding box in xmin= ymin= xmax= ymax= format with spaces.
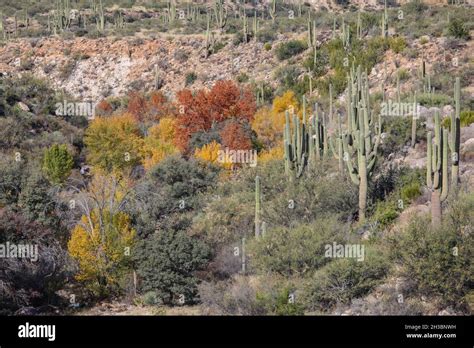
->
xmin=42 ymin=144 xmax=74 ymax=184
xmin=134 ymin=229 xmax=210 ymax=305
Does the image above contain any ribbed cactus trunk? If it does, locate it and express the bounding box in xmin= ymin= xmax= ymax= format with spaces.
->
xmin=255 ymin=176 xmax=261 ymax=238
xmin=358 ymin=155 xmax=368 ymax=222
xmin=450 ymin=77 xmax=461 ymax=186
xmin=426 ymin=112 xmax=449 ymax=226
xmin=342 ymin=66 xmax=381 ymax=223
xmin=411 ymin=92 xmax=417 ymax=148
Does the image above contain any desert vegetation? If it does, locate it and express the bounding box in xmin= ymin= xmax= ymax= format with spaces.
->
xmin=0 ymin=0 xmax=473 ymax=316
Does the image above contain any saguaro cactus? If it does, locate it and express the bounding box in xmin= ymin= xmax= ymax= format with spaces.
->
xmin=268 ymin=0 xmax=276 ymax=23
xmin=450 ymin=77 xmax=461 ymax=186
xmin=342 ymin=66 xmax=382 ymax=223
xmin=255 ymin=176 xmax=262 ymax=238
xmin=214 ymin=0 xmax=227 ymax=32
xmin=283 ymin=96 xmax=327 ymax=180
xmin=381 ymin=0 xmax=388 ymax=39
xmin=426 ymin=111 xmax=449 ymax=226
xmin=411 ymin=91 xmax=418 ymax=148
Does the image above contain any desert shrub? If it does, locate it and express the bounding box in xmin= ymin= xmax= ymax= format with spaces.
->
xmin=388 ymin=192 xmax=474 ymax=310
xmin=388 ymin=36 xmax=407 ymax=54
xmin=402 ymin=0 xmax=427 ymax=15
xmin=131 ymin=155 xmax=219 ymax=239
xmin=417 ymin=92 xmax=451 ymax=107
xmin=236 ymin=73 xmax=249 ymax=83
xmin=257 ymin=29 xmax=276 ymax=43
xmin=199 ymin=275 xmax=303 ymax=315
xmin=445 ymin=110 xmax=474 ymax=128
xmin=401 ymin=181 xmax=422 ymax=203
xmin=42 ymin=144 xmax=74 ymax=184
xmin=264 ymin=43 xmax=272 ymax=51
xmin=185 ymin=72 xmax=197 ymax=86
xmin=380 ymin=115 xmax=426 ymax=156
xmin=264 ymin=164 xmax=359 ymax=227
xmin=249 ymin=215 xmax=347 ymax=276
xmin=274 ymin=65 xmax=304 ymax=94
xmin=134 ymin=228 xmax=210 ymax=305
xmin=275 ymin=40 xmax=307 ymax=61
xmin=142 ymin=291 xmax=162 ymax=306
xmin=460 ymin=110 xmax=474 ymax=127
xmin=303 ymin=246 xmax=390 ymax=312
xmin=371 ymin=197 xmax=400 ymax=228
xmin=198 ymin=277 xmax=265 ymax=315
xmin=397 ymin=68 xmax=410 ymax=81
xmin=447 ymin=18 xmax=470 ymax=40
xmin=255 ymin=286 xmax=305 ymax=315
xmin=0 ymin=208 xmax=70 ymax=314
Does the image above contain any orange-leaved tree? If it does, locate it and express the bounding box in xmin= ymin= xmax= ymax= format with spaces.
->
xmin=174 ymin=80 xmax=256 ymax=151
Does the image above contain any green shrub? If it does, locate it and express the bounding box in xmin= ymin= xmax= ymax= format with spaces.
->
xmin=185 ymin=72 xmax=197 ymax=86
xmin=264 ymin=42 xmax=272 ymax=51
xmin=389 ymin=36 xmax=407 ymax=54
xmin=249 ymin=216 xmax=347 ymax=276
xmin=447 ymin=18 xmax=470 ymax=40
xmin=372 ymin=198 xmax=400 ymax=228
xmin=460 ymin=110 xmax=474 ymax=127
xmin=401 ymin=181 xmax=422 ymax=203
xmin=389 ymin=192 xmax=474 ymax=309
xmin=275 ymin=40 xmax=307 ymax=61
xmin=397 ymin=68 xmax=410 ymax=81
xmin=256 ymin=287 xmax=305 ymax=315
xmin=257 ymin=29 xmax=277 ymax=43
xmin=42 ymin=144 xmax=74 ymax=184
xmin=237 ymin=73 xmax=249 ymax=83
xmin=134 ymin=229 xmax=210 ymax=305
xmin=417 ymin=92 xmax=451 ymax=107
xmin=303 ymin=246 xmax=390 ymax=312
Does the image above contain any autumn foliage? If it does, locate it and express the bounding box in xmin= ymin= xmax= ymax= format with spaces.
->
xmin=143 ymin=117 xmax=179 ymax=169
xmin=174 ymin=80 xmax=256 ymax=151
xmin=219 ymin=121 xmax=252 ymax=150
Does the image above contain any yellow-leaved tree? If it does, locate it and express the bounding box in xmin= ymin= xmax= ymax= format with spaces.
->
xmin=252 ymin=90 xmax=305 ymax=160
xmin=84 ymin=113 xmax=145 ymax=174
xmin=143 ymin=117 xmax=179 ymax=170
xmin=194 ymin=141 xmax=232 ymax=169
xmin=67 ymin=174 xmax=136 ymax=296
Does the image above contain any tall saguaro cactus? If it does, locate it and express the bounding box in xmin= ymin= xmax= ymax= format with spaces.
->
xmin=255 ymin=176 xmax=262 ymax=238
xmin=342 ymin=66 xmax=382 ymax=223
xmin=426 ymin=111 xmax=449 ymax=226
xmin=450 ymin=77 xmax=461 ymax=186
